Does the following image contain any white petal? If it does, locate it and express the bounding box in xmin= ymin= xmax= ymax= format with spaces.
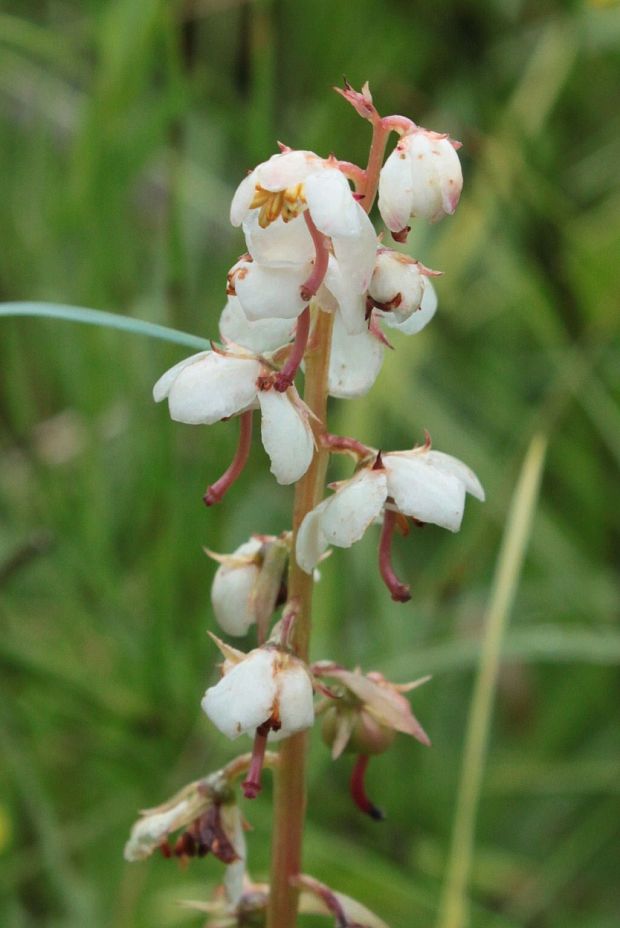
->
xmin=219 ymin=297 xmax=293 ymax=353
xmin=243 ymin=211 xmax=315 ymax=267
xmin=153 ymin=351 xmax=210 ymax=403
xmin=304 ymin=169 xmax=360 ymax=238
xmin=384 ymin=454 xmax=466 ymax=531
xmin=324 ymin=256 xmax=367 ymax=335
xmin=378 ymin=145 xmax=414 ymax=232
xmin=201 ymin=649 xmax=277 ymax=739
xmin=235 ymin=262 xmax=309 ymax=321
xmin=296 ymin=499 xmax=331 ymax=574
xmin=124 ymin=801 xmax=191 ymax=861
xmin=381 ymin=278 xmax=438 ymax=335
xmin=211 ymin=539 xmax=263 ymax=637
xmin=405 ymin=133 xmax=463 ymax=223
xmin=230 ymin=171 xmax=257 ymax=227
xmin=328 ymin=311 xmax=384 ymax=399
xmin=258 ymin=390 xmax=314 ymax=485
xmin=277 ymin=664 xmax=315 ymax=735
xmin=320 ymin=469 xmax=388 ymax=547
xmin=256 ymin=150 xmax=322 ymax=190
xmin=425 ymin=450 xmax=485 ymax=501
xmin=331 ymin=205 xmax=378 ymax=293
xmin=167 ymin=353 xmax=260 ymax=425
xmin=220 ymin=804 xmax=246 ymax=906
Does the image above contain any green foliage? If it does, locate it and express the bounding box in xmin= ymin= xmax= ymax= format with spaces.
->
xmin=1 ymin=1 xmax=619 ymax=926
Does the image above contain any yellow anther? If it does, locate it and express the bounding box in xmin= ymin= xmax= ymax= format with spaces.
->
xmin=250 ymin=183 xmax=307 ymax=228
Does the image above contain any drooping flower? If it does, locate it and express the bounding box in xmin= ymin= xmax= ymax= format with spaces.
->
xmin=153 ymin=348 xmax=314 ymax=486
xmin=295 ymin=441 xmax=484 ymax=574
xmin=326 ymin=277 xmax=439 ymax=399
xmin=368 ymin=248 xmax=440 ymax=325
xmin=202 ymin=636 xmax=315 ymax=741
xmin=378 ymin=127 xmax=463 ymax=233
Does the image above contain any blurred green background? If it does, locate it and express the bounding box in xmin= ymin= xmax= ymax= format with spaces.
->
xmin=1 ymin=1 xmax=619 ymax=926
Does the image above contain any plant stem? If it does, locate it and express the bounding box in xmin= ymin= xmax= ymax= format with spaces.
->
xmin=267 ymin=307 xmax=334 ymax=928
xmin=435 ymin=433 xmax=547 ymax=928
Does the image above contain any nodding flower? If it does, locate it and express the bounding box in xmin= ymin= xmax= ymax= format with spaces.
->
xmin=378 ymin=126 xmax=463 ymax=235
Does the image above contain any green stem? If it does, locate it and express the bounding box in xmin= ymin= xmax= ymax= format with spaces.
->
xmin=436 ymin=433 xmax=547 ymax=928
xmin=267 ymin=308 xmax=334 ymax=928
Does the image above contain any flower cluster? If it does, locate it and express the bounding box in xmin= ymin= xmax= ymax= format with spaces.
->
xmin=128 ymin=82 xmax=484 ymax=926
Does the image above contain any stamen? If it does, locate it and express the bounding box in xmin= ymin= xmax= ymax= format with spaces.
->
xmin=203 ymin=410 xmax=253 ymax=506
xmin=378 ymin=508 xmax=411 ymax=602
xmin=243 ymin=723 xmax=270 ymax=799
xmin=350 ymin=755 xmax=385 ymax=821
xmin=300 ymin=212 xmax=330 ymax=302
xmin=273 ymin=307 xmax=311 ymax=392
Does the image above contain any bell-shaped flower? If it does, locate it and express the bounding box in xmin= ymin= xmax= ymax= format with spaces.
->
xmin=368 ymin=249 xmax=440 ymax=325
xmin=326 ymin=277 xmax=439 ymax=399
xmin=153 ymin=348 xmax=314 ymax=486
xmin=296 ymin=442 xmax=484 ymax=574
xmin=378 ymin=127 xmax=463 ymax=232
xmin=202 ymin=636 xmax=315 ymax=741
xmin=207 ymin=534 xmax=289 ymax=638
xmin=315 ymin=663 xmax=430 ymax=759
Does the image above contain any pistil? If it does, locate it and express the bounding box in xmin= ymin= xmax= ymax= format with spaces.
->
xmin=203 ymin=410 xmax=253 ymax=506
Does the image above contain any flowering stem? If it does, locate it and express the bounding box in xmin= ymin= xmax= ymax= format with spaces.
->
xmin=267 ymin=308 xmax=334 ymax=928
xmin=273 ymin=306 xmax=311 ymax=392
xmin=379 ymin=508 xmax=412 ymax=602
xmin=203 ymin=410 xmax=253 ymax=506
xmin=321 ymin=432 xmax=373 ymax=459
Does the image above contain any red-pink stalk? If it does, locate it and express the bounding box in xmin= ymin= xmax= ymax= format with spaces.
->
xmin=273 ymin=307 xmax=310 ymax=392
xmin=203 ymin=410 xmax=253 ymax=506
xmin=379 ymin=508 xmax=412 ymax=602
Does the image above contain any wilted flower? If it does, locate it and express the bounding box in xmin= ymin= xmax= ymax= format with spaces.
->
xmin=378 ymin=127 xmax=463 ymax=232
xmin=296 ymin=441 xmax=484 ymax=574
xmin=316 ymin=663 xmax=430 ymax=758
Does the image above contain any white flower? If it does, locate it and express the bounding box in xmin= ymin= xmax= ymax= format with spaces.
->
xmin=202 ymin=640 xmax=315 ymax=740
xmin=153 ymin=350 xmax=314 ymax=485
xmin=228 ymin=149 xmax=377 ymax=331
xmin=296 ymin=444 xmax=484 ymax=573
xmin=209 ymin=538 xmax=263 ymax=637
xmin=326 ymin=279 xmax=438 ymax=399
xmin=378 ymin=128 xmax=463 ymax=230
xmin=369 ymin=249 xmax=440 ymax=325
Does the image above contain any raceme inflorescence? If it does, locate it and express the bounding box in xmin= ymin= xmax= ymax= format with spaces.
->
xmin=125 ymin=81 xmax=484 ymax=928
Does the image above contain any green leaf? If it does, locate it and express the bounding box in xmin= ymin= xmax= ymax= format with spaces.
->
xmin=0 ymin=302 xmax=209 ymax=350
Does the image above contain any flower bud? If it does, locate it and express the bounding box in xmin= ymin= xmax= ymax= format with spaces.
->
xmin=378 ymin=128 xmax=463 ymax=232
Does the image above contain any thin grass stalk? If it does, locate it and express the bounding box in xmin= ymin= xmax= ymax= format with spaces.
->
xmin=436 ymin=432 xmax=548 ymax=928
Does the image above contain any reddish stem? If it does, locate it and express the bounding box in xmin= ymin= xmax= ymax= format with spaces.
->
xmin=350 ymin=755 xmax=385 ymax=821
xmin=273 ymin=307 xmax=311 ymax=392
xmin=300 ymin=212 xmax=330 ymax=302
xmin=335 ymin=159 xmax=367 ymax=191
xmin=381 ymin=114 xmax=417 ymax=135
xmin=321 ymin=433 xmax=373 ymax=459
xmin=378 ymin=508 xmax=411 ymax=602
xmin=243 ymin=725 xmax=270 ymax=799
xmin=203 ymin=410 xmax=253 ymax=506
